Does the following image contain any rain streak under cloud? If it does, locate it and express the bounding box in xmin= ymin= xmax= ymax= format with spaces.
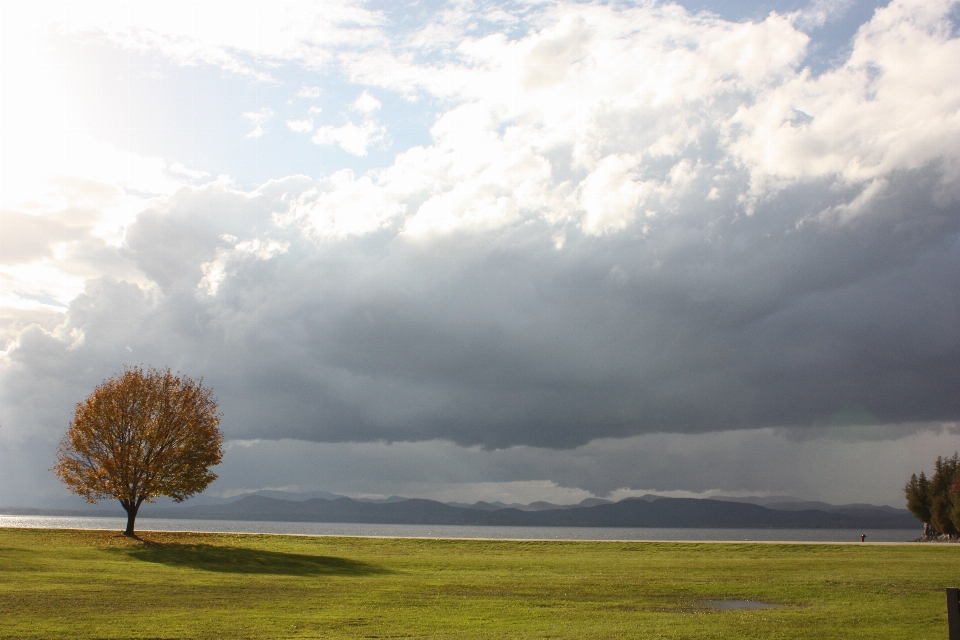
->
xmin=1 ymin=0 xmax=958 ymax=508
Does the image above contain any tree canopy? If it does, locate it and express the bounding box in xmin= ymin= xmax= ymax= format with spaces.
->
xmin=904 ymin=453 xmax=960 ymax=539
xmin=54 ymin=366 xmax=223 ymax=536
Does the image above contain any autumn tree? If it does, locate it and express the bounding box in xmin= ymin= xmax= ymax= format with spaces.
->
xmin=54 ymin=367 xmax=224 ymax=536
xmin=904 ymin=452 xmax=960 ymax=539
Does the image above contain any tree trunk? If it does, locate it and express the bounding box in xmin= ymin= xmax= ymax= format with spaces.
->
xmin=121 ymin=500 xmax=140 ymax=537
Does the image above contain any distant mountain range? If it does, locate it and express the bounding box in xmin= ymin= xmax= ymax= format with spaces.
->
xmin=2 ymin=492 xmax=919 ymax=529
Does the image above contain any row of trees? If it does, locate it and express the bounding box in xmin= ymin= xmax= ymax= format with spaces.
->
xmin=904 ymin=453 xmax=960 ymax=539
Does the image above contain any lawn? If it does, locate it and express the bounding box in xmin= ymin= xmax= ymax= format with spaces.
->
xmin=0 ymin=527 xmax=956 ymax=639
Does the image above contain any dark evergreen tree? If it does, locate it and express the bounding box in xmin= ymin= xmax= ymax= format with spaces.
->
xmin=928 ymin=453 xmax=959 ymax=536
xmin=905 ymin=452 xmax=959 ymax=539
xmin=904 ymin=472 xmax=932 ymax=537
xmin=952 ymin=473 xmax=960 ymax=535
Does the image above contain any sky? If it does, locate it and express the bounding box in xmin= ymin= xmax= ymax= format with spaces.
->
xmin=1 ymin=0 xmax=958 ymax=509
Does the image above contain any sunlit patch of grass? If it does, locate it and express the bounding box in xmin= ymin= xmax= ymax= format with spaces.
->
xmin=0 ymin=528 xmax=956 ymax=639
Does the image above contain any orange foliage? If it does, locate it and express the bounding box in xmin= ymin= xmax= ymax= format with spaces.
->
xmin=54 ymin=367 xmax=223 ymax=534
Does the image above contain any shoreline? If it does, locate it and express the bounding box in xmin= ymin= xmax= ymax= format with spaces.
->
xmin=3 ymin=524 xmax=952 ymax=545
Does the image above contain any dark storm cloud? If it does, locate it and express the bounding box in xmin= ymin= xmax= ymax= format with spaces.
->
xmin=4 ymin=165 xmax=956 ymax=451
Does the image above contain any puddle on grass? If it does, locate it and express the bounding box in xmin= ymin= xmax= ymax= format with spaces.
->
xmin=699 ymin=600 xmax=783 ymax=610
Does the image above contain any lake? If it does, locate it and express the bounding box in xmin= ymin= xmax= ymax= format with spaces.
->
xmin=0 ymin=515 xmax=921 ymax=542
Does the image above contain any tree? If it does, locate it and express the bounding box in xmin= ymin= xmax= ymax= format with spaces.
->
xmin=904 ymin=472 xmax=932 ymax=537
xmin=928 ymin=453 xmax=959 ymax=537
xmin=54 ymin=367 xmax=223 ymax=537
xmin=904 ymin=452 xmax=960 ymax=539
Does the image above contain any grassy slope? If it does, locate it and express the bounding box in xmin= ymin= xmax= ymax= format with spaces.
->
xmin=0 ymin=528 xmax=956 ymax=639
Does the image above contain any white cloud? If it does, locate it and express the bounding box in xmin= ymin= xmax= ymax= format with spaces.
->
xmin=311 ymin=119 xmax=386 ymax=156
xmin=43 ymin=2 xmax=387 ymax=80
xmin=578 ymin=155 xmax=645 ymax=235
xmin=726 ymin=0 xmax=960 ymax=207
xmin=243 ymin=108 xmax=275 ymax=138
xmin=0 ymin=136 xmax=186 ymax=314
xmin=282 ymin=169 xmax=405 ymax=238
xmin=352 ymin=90 xmax=381 ymax=113
xmin=287 ymin=118 xmax=315 ymax=133
xmin=397 ymin=103 xmax=558 ymax=236
xmin=788 ymin=0 xmax=856 ymax=31
xmin=5 ymin=0 xmax=958 ymax=325
xmin=297 ymin=86 xmax=321 ymax=99
xmin=336 ymin=0 xmax=958 ymax=232
xmin=21 ymin=0 xmax=957 ymax=236
xmin=168 ymin=163 xmax=211 ymax=181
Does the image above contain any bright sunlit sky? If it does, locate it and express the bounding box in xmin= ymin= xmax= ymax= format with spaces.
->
xmin=1 ymin=0 xmax=958 ymax=509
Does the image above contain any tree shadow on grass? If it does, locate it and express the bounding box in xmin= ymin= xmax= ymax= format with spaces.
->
xmin=115 ymin=543 xmax=389 ymax=576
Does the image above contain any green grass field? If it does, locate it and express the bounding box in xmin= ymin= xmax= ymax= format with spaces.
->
xmin=0 ymin=527 xmax=957 ymax=639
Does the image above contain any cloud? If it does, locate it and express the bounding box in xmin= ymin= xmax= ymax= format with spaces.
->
xmin=287 ymin=118 xmax=315 ymax=133
xmin=787 ymin=0 xmax=856 ymax=31
xmin=577 ymin=154 xmax=645 ymax=234
xmin=1 ymin=0 xmax=959 ymax=507
xmin=297 ymin=86 xmax=321 ymax=99
xmin=0 ymin=210 xmax=89 ymax=266
xmin=4 ymin=165 xmax=957 ymax=454
xmin=168 ymin=163 xmax=211 ymax=181
xmin=281 ymin=169 xmax=406 ymax=238
xmin=306 ymin=91 xmax=388 ymax=155
xmin=39 ymin=2 xmax=387 ymax=80
xmin=243 ymin=108 xmax=275 ymax=138
xmin=337 ymin=0 xmax=960 ymax=226
xmin=352 ymin=90 xmax=381 ymax=114
xmin=311 ymin=118 xmax=386 ymax=156
xmin=0 ymin=135 xmax=187 ymax=321
xmin=727 ymin=0 xmax=960 ymax=208
xmin=198 ymin=237 xmax=289 ymax=296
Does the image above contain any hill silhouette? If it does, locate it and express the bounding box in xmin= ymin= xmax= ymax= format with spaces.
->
xmin=129 ymin=495 xmax=918 ymax=529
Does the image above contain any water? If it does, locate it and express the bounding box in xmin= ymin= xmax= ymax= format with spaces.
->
xmin=0 ymin=515 xmax=921 ymax=542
